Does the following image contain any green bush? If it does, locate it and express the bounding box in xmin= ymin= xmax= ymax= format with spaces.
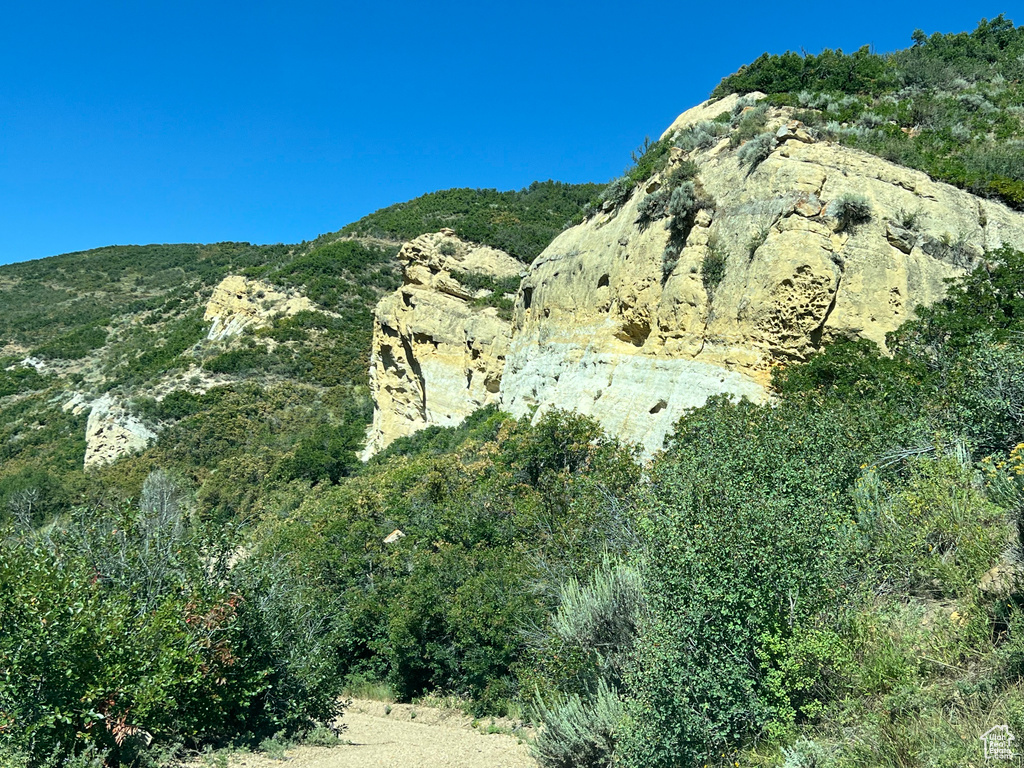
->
xmin=737 ymin=131 xmax=777 ymax=171
xmin=828 ymin=193 xmax=872 ymax=231
xmin=340 ymin=181 xmax=603 ymax=262
xmin=529 ymin=560 xmax=642 ymax=702
xmin=855 ymin=455 xmax=1004 ymax=596
xmin=531 ymin=680 xmax=622 ymax=768
xmin=619 ymin=398 xmax=863 ymax=767
xmin=30 ymin=325 xmax=109 ymax=360
xmin=599 ymin=177 xmax=634 ymax=211
xmin=701 ymin=237 xmax=727 ymax=294
xmin=0 ymin=470 xmax=347 ymax=767
xmin=0 ymin=363 xmax=51 ymax=398
xmin=634 ymin=189 xmax=669 ymax=227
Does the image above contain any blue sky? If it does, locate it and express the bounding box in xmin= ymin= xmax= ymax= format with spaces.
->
xmin=0 ymin=2 xmax=1001 ymax=265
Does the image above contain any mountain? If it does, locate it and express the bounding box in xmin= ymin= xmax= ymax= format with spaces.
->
xmin=5 ymin=16 xmax=1024 ymax=768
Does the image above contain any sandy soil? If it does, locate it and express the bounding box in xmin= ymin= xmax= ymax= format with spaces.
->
xmin=222 ymin=699 xmax=537 ymax=768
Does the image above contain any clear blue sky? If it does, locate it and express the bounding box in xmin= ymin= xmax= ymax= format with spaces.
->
xmin=0 ymin=2 xmax=1001 ymax=265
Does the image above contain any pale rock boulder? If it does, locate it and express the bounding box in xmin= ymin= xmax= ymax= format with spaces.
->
xmin=659 ymin=92 xmax=766 ymax=140
xmin=84 ymin=394 xmax=157 ymax=469
xmin=363 ymin=231 xmax=523 ymax=457
xmin=204 ymin=275 xmax=323 ymax=341
xmin=499 ymin=99 xmax=1024 ymax=455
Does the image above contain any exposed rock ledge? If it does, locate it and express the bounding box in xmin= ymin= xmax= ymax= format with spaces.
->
xmin=204 ymin=275 xmax=323 ymax=341
xmin=83 ymin=394 xmax=157 ymax=469
xmin=363 ymin=230 xmax=523 ymax=458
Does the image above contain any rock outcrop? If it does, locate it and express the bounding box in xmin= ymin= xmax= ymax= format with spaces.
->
xmin=363 ymin=231 xmax=523 ymax=457
xmin=84 ymin=394 xmax=157 ymax=469
xmin=367 ymin=97 xmax=1024 ymax=457
xmin=204 ymin=275 xmax=322 ymax=340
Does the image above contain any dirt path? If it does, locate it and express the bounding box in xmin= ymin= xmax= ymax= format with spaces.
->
xmin=226 ymin=699 xmax=537 ymax=768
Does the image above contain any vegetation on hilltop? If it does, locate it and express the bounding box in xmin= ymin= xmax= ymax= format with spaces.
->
xmin=339 ymin=180 xmax=604 ymax=262
xmin=711 ymin=15 xmax=1024 ymax=208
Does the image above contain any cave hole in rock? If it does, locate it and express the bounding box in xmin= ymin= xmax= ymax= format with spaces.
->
xmin=598 ymin=274 xmax=610 ymax=288
xmin=650 ymin=400 xmax=668 ymax=414
xmin=615 ymin=320 xmax=651 ymax=347
xmin=522 ymin=287 xmax=533 ymax=310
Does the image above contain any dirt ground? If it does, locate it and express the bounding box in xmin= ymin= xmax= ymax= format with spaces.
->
xmin=221 ymin=699 xmax=537 ymax=768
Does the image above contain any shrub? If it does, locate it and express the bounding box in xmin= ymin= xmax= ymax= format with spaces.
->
xmin=701 ymin=237 xmax=727 ymax=294
xmin=531 ymin=560 xmax=643 ymax=701
xmin=634 ymin=189 xmax=669 ymax=227
xmin=730 ymin=102 xmax=770 ymax=147
xmin=600 ymin=176 xmax=634 ymax=210
xmin=888 ymin=246 xmax=1024 ymax=362
xmin=737 ymin=132 xmax=777 ymax=171
xmin=438 ymin=240 xmax=457 ymax=256
xmin=746 ymin=223 xmax=771 ymax=259
xmin=855 ymin=455 xmax=1004 ymax=596
xmin=665 ymin=160 xmax=698 ymax=187
xmin=532 ymin=680 xmax=622 ymax=768
xmin=894 ymin=207 xmax=921 ymax=230
xmin=782 ymin=738 xmax=836 ymax=768
xmin=0 ymin=471 xmax=347 ymax=766
xmin=666 ymin=182 xmax=714 ymax=239
xmin=661 ymin=244 xmax=680 ymax=284
xmin=673 ymin=121 xmax=728 ymax=152
xmin=827 ymin=193 xmax=872 ymax=231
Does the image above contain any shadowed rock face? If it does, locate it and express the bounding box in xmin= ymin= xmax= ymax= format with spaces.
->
xmin=363 ymin=230 xmax=523 ymax=458
xmin=368 ymin=97 xmax=1024 ymax=458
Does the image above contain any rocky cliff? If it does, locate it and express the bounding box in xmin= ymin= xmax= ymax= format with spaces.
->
xmin=363 ymin=230 xmax=523 ymax=457
xmin=367 ymin=96 xmax=1024 ymax=456
xmin=204 ymin=275 xmax=324 ymax=340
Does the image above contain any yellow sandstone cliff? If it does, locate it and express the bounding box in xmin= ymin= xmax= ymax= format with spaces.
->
xmin=367 ymin=97 xmax=1024 ymax=457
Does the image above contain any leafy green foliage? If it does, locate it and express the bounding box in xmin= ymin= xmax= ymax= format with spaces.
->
xmin=855 ymin=456 xmax=1004 ymax=596
xmin=254 ymin=410 xmax=640 ymax=717
xmin=0 ymin=474 xmax=346 ymax=767
xmin=828 ymin=193 xmax=872 ymax=231
xmin=701 ymin=237 xmax=727 ymax=293
xmin=713 ymin=45 xmax=894 ymax=98
xmin=0 ymin=361 xmax=51 ymax=398
xmin=531 ymin=680 xmax=622 ymax=768
xmin=620 ymin=398 xmax=865 ymax=767
xmin=30 ymin=325 xmax=109 ymax=360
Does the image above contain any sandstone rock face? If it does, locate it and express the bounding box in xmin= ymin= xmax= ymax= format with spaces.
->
xmin=84 ymin=394 xmax=157 ymax=469
xmin=363 ymin=231 xmax=523 ymax=457
xmin=499 ymin=99 xmax=1024 ymax=455
xmin=204 ymin=275 xmax=322 ymax=340
xmin=366 ymin=98 xmax=1024 ymax=457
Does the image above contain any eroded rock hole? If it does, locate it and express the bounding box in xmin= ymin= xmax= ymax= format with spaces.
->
xmin=598 ymin=274 xmax=610 ymax=288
